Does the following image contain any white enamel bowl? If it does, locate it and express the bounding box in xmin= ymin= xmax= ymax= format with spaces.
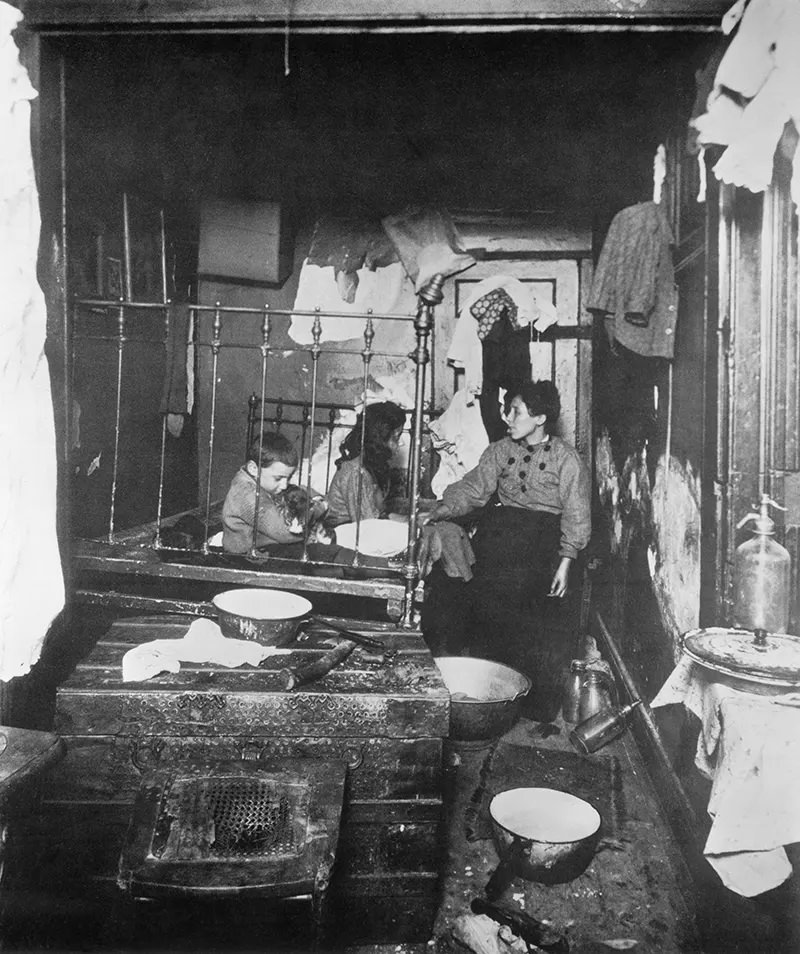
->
xmin=212 ymin=588 xmax=312 ymax=646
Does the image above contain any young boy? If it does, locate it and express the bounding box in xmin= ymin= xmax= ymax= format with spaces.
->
xmin=221 ymin=431 xmax=301 ymax=553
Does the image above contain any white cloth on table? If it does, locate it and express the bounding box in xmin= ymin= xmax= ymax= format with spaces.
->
xmin=446 ymin=276 xmax=558 ymax=398
xmin=122 ymin=617 xmax=292 ymax=682
xmin=651 ymin=656 xmax=800 ymax=896
xmin=289 ymin=260 xmax=413 ymax=344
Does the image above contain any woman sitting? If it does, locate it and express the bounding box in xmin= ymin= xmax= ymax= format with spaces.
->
xmin=422 ymin=380 xmax=591 ymax=722
xmin=326 ymin=401 xmax=406 ymax=527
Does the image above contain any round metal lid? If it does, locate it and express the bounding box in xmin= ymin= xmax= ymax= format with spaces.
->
xmin=682 ymin=627 xmax=800 ymax=688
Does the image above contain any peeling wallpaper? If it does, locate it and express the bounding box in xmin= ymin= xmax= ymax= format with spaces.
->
xmin=595 ymin=431 xmax=701 ymax=661
xmin=650 ymin=453 xmax=702 ymax=660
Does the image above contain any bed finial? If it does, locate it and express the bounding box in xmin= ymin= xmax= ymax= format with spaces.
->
xmin=417 ymin=272 xmax=445 ymax=307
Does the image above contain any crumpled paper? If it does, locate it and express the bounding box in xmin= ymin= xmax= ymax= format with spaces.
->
xmin=122 ymin=617 xmax=292 ymax=682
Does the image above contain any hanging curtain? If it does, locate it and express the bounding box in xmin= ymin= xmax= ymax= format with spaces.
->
xmin=0 ymin=2 xmax=65 ymax=680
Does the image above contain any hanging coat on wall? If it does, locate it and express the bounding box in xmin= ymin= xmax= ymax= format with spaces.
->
xmin=587 ymin=201 xmax=678 ymax=359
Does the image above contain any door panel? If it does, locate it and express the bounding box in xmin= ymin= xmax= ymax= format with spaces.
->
xmin=436 ymin=258 xmax=588 ymax=458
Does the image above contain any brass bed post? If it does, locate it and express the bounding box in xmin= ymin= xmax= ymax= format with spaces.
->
xmin=300 ymin=313 xmax=323 ymax=562
xmin=107 ymin=300 xmax=127 ymax=543
xmin=352 ymin=313 xmax=376 ymax=565
xmin=153 ymin=301 xmax=171 ymax=549
xmin=201 ymin=304 xmax=223 ymax=554
xmin=401 ymin=274 xmax=444 ymax=628
xmin=249 ymin=306 xmax=272 ymax=560
xmin=153 ymin=209 xmax=170 ymax=548
xmin=325 ymin=407 xmax=337 ymax=489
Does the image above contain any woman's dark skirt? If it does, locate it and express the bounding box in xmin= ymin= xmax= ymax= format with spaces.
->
xmin=422 ymin=506 xmax=578 ymax=723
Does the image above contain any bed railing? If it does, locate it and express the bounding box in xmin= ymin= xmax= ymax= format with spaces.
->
xmin=68 ymin=276 xmax=445 ymax=625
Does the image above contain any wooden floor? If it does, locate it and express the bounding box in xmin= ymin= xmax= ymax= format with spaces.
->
xmin=0 ymin=710 xmax=706 ymax=954
xmin=433 ymin=716 xmax=699 ymax=954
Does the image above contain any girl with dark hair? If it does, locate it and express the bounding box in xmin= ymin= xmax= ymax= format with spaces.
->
xmin=421 ymin=380 xmax=591 ymax=722
xmin=326 ymin=401 xmax=407 ymax=527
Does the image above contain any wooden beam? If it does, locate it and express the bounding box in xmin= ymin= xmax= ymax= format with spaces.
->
xmin=19 ymin=0 xmax=727 ymax=31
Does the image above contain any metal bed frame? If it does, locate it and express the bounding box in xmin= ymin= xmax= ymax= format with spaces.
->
xmin=69 ymin=275 xmax=446 ymax=626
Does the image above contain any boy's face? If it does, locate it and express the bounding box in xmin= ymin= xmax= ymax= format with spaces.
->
xmin=249 ymin=461 xmax=295 ymax=495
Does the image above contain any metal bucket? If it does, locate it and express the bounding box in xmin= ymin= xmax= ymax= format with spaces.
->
xmin=487 ymin=787 xmax=601 ymax=896
xmin=212 ymin=588 xmax=312 ymax=646
xmin=434 ymin=657 xmax=531 ymax=741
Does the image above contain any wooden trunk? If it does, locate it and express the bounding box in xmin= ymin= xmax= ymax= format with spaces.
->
xmin=38 ymin=615 xmax=449 ymax=946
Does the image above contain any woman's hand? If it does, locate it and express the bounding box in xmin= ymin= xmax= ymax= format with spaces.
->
xmin=549 ymin=557 xmax=572 ymax=599
xmin=421 ymin=503 xmax=450 ymax=525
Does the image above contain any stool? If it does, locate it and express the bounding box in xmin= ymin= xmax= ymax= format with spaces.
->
xmin=116 ymin=758 xmax=347 ymax=949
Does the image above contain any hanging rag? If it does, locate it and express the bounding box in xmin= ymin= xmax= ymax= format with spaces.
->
xmin=587 ymin=201 xmax=678 ymax=359
xmin=306 ymin=216 xmax=399 ymax=303
xmin=417 ymin=522 xmax=476 ymax=582
xmin=159 ymin=302 xmax=193 ymax=438
xmin=446 ymin=276 xmax=557 ymax=399
xmin=381 ymin=207 xmax=475 ymax=292
xmin=471 ymin=286 xmax=519 ymax=339
xmin=691 ymin=0 xmax=800 ymax=206
xmin=289 ymin=260 xmax=413 ymax=344
xmin=687 ymin=42 xmax=728 ymax=156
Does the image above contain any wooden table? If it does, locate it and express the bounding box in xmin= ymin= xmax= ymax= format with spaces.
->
xmin=39 ymin=614 xmax=449 ymax=946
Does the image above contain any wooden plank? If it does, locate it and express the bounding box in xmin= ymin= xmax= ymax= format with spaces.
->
xmin=326 ymin=819 xmax=442 ymax=879
xmin=79 ymin=614 xmax=425 ymax=651
xmin=19 ymin=0 xmax=730 ymax=30
xmin=0 ymin=727 xmax=66 ymax=804
xmin=73 ymin=540 xmax=410 ymax=603
xmin=42 ymin=736 xmax=444 ymax=802
xmin=56 ymin=690 xmax=449 ymax=739
xmin=27 ymin=801 xmax=441 ymax=887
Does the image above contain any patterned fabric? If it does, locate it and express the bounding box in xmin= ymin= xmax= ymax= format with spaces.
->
xmin=470 ymin=286 xmax=520 ymax=340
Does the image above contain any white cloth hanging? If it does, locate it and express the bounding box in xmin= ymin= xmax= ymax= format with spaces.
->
xmin=693 ymin=0 xmax=800 ymax=206
xmin=0 ymin=2 xmax=65 ymax=680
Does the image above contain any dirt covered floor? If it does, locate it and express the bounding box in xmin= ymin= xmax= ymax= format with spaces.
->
xmin=429 ymin=715 xmax=699 ymax=954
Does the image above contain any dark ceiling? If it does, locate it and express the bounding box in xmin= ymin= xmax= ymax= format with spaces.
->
xmin=61 ymin=30 xmax=716 ymax=229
